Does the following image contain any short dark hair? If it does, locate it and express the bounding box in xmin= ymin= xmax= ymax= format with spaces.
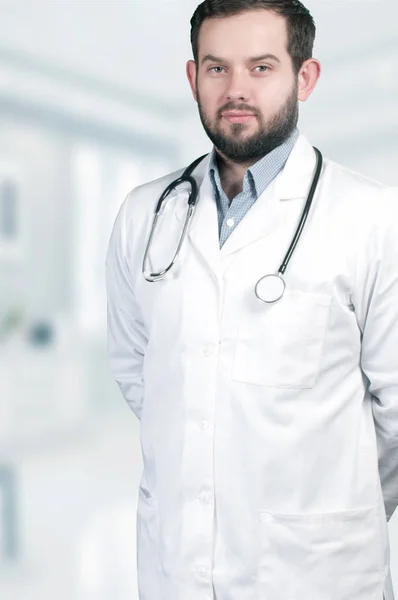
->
xmin=190 ymin=0 xmax=316 ymax=74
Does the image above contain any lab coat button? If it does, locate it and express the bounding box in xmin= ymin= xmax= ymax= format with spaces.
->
xmin=196 ymin=566 xmax=208 ymax=579
xmin=199 ymin=491 xmax=212 ymax=504
xmin=199 ymin=420 xmax=209 ymax=430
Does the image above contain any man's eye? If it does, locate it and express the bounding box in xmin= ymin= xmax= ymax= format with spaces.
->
xmin=255 ymin=65 xmax=269 ymax=72
xmin=210 ymin=66 xmax=225 ymax=73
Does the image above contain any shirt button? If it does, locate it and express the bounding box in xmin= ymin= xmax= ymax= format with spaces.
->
xmin=199 ymin=420 xmax=209 ymax=430
xmin=226 ymin=218 xmax=235 ymax=228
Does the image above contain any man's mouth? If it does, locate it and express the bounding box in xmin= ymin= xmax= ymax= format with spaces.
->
xmin=221 ymin=112 xmax=257 ymax=124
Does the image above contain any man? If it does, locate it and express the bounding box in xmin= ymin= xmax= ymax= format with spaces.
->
xmin=105 ymin=1 xmax=398 ymax=599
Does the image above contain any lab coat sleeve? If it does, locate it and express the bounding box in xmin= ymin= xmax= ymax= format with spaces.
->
xmin=105 ymin=194 xmax=148 ymax=420
xmin=353 ymin=187 xmax=398 ymax=523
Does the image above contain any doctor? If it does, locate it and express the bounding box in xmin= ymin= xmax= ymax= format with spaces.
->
xmin=105 ymin=1 xmax=398 ymax=599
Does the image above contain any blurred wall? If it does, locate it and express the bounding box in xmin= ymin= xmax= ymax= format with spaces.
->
xmin=0 ymin=1 xmax=397 ymax=599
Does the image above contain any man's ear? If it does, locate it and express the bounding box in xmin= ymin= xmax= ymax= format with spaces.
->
xmin=297 ymin=58 xmax=321 ymax=102
xmin=186 ymin=60 xmax=198 ymax=102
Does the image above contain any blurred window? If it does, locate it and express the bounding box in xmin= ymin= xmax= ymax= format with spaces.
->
xmin=0 ymin=179 xmax=18 ymax=240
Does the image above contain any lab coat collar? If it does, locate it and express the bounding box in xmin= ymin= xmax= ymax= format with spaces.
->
xmin=220 ymin=133 xmax=320 ymax=258
xmin=274 ymin=132 xmax=319 ymax=200
xmin=175 ymin=152 xmax=222 ymax=280
xmin=174 ymin=133 xmax=319 ymax=273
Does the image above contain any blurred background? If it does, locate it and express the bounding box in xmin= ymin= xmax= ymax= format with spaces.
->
xmin=0 ymin=0 xmax=397 ymax=598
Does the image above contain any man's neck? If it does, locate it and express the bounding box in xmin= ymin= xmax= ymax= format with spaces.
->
xmin=216 ymin=152 xmax=256 ymax=202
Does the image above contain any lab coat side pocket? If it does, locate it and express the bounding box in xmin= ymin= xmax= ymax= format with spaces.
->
xmin=256 ymin=505 xmax=386 ymax=600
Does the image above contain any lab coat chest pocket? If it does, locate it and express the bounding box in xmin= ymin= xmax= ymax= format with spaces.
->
xmin=233 ymin=289 xmax=331 ymax=388
xmin=257 ymin=506 xmax=386 ymax=600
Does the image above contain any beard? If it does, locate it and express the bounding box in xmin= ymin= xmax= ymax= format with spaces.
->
xmin=197 ymin=81 xmax=299 ymax=164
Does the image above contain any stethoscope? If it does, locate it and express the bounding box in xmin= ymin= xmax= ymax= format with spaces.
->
xmin=142 ymin=146 xmax=323 ymax=304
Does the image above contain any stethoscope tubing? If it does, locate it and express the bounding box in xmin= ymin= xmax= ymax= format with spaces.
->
xmin=142 ymin=154 xmax=207 ymax=282
xmin=142 ymin=147 xmax=323 ymax=291
xmin=278 ymin=147 xmax=322 ymax=276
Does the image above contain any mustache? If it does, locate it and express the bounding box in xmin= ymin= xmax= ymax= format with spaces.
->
xmin=217 ymin=102 xmax=259 ymax=117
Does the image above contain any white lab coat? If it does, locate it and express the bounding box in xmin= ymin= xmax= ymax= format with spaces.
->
xmin=105 ymin=133 xmax=398 ymax=600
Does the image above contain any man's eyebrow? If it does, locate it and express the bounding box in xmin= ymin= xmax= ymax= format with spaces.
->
xmin=201 ymin=54 xmax=224 ymax=65
xmin=201 ymin=53 xmax=281 ymax=65
xmin=248 ymin=53 xmax=281 ymax=63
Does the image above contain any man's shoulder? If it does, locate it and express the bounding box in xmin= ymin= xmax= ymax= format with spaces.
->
xmin=323 ymin=156 xmax=398 ymax=228
xmin=324 ymin=156 xmax=389 ymax=195
xmin=136 ymin=165 xmax=187 ymax=195
xmin=124 ymin=165 xmax=187 ymax=212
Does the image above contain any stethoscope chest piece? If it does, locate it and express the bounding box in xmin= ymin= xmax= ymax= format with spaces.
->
xmin=255 ymin=273 xmax=286 ymax=304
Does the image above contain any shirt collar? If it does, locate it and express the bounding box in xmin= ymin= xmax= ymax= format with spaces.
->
xmin=208 ymin=127 xmax=299 ymax=200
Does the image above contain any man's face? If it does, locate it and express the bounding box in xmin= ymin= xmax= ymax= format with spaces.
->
xmin=188 ymin=10 xmax=300 ymax=163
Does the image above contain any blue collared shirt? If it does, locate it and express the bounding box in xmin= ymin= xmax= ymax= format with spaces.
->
xmin=209 ymin=128 xmax=299 ymax=247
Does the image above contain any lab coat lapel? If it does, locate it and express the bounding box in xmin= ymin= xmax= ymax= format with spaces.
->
xmin=175 ymin=154 xmax=221 ymax=280
xmin=220 ymin=134 xmax=320 ymax=258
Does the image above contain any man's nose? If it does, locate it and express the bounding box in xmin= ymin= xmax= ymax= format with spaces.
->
xmin=225 ymin=70 xmax=251 ymax=102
